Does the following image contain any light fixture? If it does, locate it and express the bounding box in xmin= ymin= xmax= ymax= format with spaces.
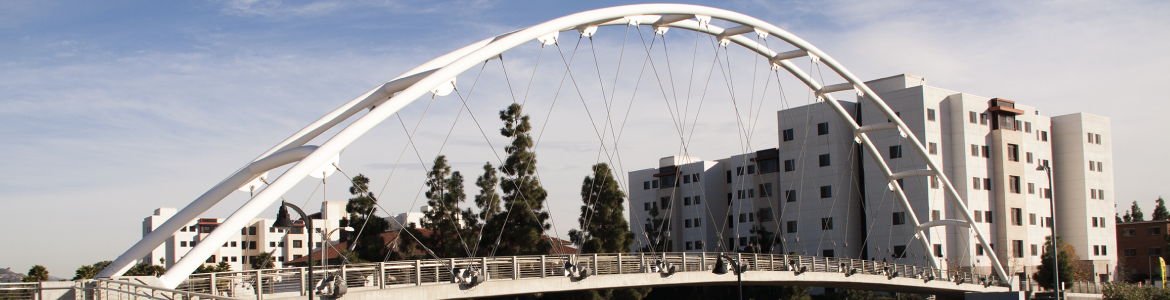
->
xmin=273 ymin=204 xmax=295 ymax=229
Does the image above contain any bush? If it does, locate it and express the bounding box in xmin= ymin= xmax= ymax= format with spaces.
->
xmin=1103 ymin=282 xmax=1170 ymax=300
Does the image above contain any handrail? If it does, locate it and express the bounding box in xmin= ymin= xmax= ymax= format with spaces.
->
xmin=95 ymin=278 xmax=245 ymax=300
xmin=180 ymin=252 xmax=1000 ymax=298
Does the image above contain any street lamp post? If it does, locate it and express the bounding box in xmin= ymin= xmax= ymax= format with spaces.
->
xmin=712 ymin=254 xmax=744 ymax=300
xmin=274 ymin=201 xmax=313 ymax=300
xmin=1037 ymin=164 xmax=1060 ymax=299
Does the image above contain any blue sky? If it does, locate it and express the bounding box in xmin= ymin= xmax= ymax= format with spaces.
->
xmin=2 ymin=0 xmax=1169 ymax=277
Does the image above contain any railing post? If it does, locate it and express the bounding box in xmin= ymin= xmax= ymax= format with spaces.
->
xmin=701 ymin=253 xmax=707 ymax=271
xmin=681 ymin=253 xmax=687 ymax=272
xmin=753 ymin=253 xmax=759 ymax=271
xmin=378 ymin=262 xmax=386 ymax=289
xmin=592 ymin=254 xmax=598 ymax=274
xmin=617 ymin=253 xmax=622 ymax=274
xmin=414 ymin=260 xmax=421 ymax=286
xmin=541 ymin=255 xmax=546 ymax=278
xmin=254 ymin=270 xmax=262 ymax=300
xmin=340 ymin=264 xmax=347 ymax=287
xmin=481 ymin=257 xmax=488 ymax=281
xmin=300 ymin=267 xmax=307 ymax=296
xmin=210 ymin=273 xmax=217 ymax=296
xmin=512 ymin=256 xmax=519 ymax=280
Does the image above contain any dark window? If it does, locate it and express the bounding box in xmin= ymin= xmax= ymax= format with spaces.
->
xmin=984 ymin=178 xmax=992 ymax=190
xmin=889 ymin=145 xmax=902 ymax=159
xmin=1009 ymin=176 xmax=1021 ymax=194
xmin=820 ymin=186 xmax=832 ymax=198
xmin=661 ymin=175 xmax=676 ymax=188
xmin=786 ymin=221 xmax=798 ymax=233
xmin=693 ymin=173 xmax=700 ymax=182
xmin=737 ymin=167 xmax=743 ymax=176
xmin=969 ymin=111 xmax=977 ymax=124
xmin=644 ymin=181 xmax=650 ymax=189
xmin=290 ymin=226 xmax=303 ymax=234
xmin=821 ymin=218 xmax=833 ymax=230
xmin=269 ymin=241 xmax=275 ymax=247
xmin=1030 ymin=213 xmax=1037 ymax=225
xmin=660 ymin=197 xmax=671 ymax=209
xmin=893 ymin=245 xmax=907 ymax=258
xmin=726 ymin=171 xmax=732 ymax=183
xmin=760 ymin=208 xmax=774 ymax=221
xmin=685 ymin=219 xmax=692 ymax=228
xmin=785 ymin=190 xmax=797 ymax=202
xmin=783 ymin=128 xmax=795 ymax=141
xmin=1011 ymin=208 xmax=1022 ymax=226
xmin=249 ymin=241 xmax=257 ymax=249
xmin=817 ymin=122 xmax=829 ymax=135
xmin=206 ymin=256 xmax=216 ymax=263
xmin=784 ymin=159 xmax=795 ymax=172
xmin=929 ymin=142 xmax=937 ymax=155
xmin=927 ymin=109 xmax=936 ymax=121
xmin=1007 ymin=144 xmax=1019 ymax=162
xmin=1151 ymin=247 xmax=1163 ymax=256
xmin=971 ymin=144 xmax=979 ymax=157
xmin=822 ymin=249 xmax=835 ymax=257
xmin=758 ymin=160 xmax=778 ymax=173
xmin=727 ymin=193 xmax=732 ymax=205
xmin=1025 ymin=122 xmax=1032 ymax=132
xmin=1124 ymin=249 xmax=1137 ymax=257
xmin=728 ymin=216 xmax=734 ymax=228
xmin=973 ymin=177 xmax=981 ymax=190
xmin=684 ymin=197 xmax=692 ymax=206
xmin=1148 ymin=227 xmax=1162 ymax=235
xmin=932 ymin=210 xmax=940 ymax=221
xmin=248 ymin=226 xmax=257 ymax=235
xmin=980 ymin=113 xmax=988 ymax=125
xmin=644 ymin=202 xmax=651 ymax=211
xmin=1027 ymin=152 xmax=1033 ymax=163
xmin=180 ymin=241 xmax=187 ymax=247
xmin=985 ymin=211 xmax=993 ymax=224
xmin=819 ymin=154 xmax=830 ymax=167
xmin=683 ymin=175 xmax=690 ymax=184
xmin=760 ymin=183 xmax=773 ymax=197
xmin=981 ymin=146 xmax=990 ymax=158
xmin=892 ymin=212 xmax=906 ymax=225
xmin=747 ymin=165 xmax=755 ymax=174
xmin=694 ymin=196 xmax=701 ymax=205
xmin=935 ymin=244 xmax=944 ymax=257
xmin=652 ymin=180 xmax=659 ymax=188
xmin=931 ymin=176 xmax=939 ymax=189
xmin=293 ymin=240 xmax=303 ymax=248
xmin=1013 ymin=240 xmax=1024 ymax=258
xmin=1031 ymin=244 xmax=1038 ymax=256
xmin=975 ymin=210 xmax=983 ymax=222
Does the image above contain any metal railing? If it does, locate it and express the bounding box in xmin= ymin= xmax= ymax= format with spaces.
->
xmin=0 ymin=283 xmax=39 ymax=300
xmin=180 ymin=252 xmax=993 ymax=298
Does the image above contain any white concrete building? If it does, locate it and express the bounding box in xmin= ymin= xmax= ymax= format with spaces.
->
xmin=142 ymin=201 xmax=347 ymax=271
xmin=628 ymin=74 xmax=1117 ymax=282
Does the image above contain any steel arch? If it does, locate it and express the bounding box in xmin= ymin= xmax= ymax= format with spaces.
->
xmin=98 ymin=3 xmax=1008 ymax=287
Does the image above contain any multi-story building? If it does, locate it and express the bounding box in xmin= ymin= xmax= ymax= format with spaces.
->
xmin=628 ymin=74 xmax=1117 ymax=282
xmin=1115 ymin=220 xmax=1170 ymax=281
xmin=141 ymin=201 xmax=347 ymax=271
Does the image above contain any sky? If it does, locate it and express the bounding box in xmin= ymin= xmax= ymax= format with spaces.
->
xmin=2 ymin=0 xmax=1168 ymax=277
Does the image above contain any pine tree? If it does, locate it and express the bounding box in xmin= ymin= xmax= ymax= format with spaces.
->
xmin=482 ymin=103 xmax=552 ymax=256
xmin=1116 ymin=213 xmax=1122 ymax=223
xmin=345 ymin=174 xmax=389 ymax=262
xmin=569 ymin=163 xmax=635 ymax=254
xmin=1124 ymin=210 xmax=1132 ymax=223
xmin=639 ymin=206 xmax=669 ymax=252
xmin=1033 ymin=235 xmax=1076 ymax=290
xmin=1153 ymin=197 xmax=1169 ymax=221
xmin=1131 ymin=201 xmax=1146 ymax=222
xmin=421 ymin=155 xmax=473 ymax=258
xmin=473 ymin=162 xmax=501 ymax=222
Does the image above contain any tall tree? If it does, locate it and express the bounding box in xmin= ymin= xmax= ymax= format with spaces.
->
xmin=1124 ymin=210 xmax=1133 ymax=223
xmin=1116 ymin=213 xmax=1122 ymax=223
xmin=569 ymin=163 xmax=635 ymax=254
xmin=483 ymin=103 xmax=552 ymax=256
xmin=21 ymin=265 xmax=48 ymax=282
xmin=345 ymin=174 xmax=390 ymax=262
xmin=1153 ymin=197 xmax=1170 ymax=221
xmin=474 ymin=162 xmax=501 ymax=222
xmin=73 ymin=261 xmax=112 ymax=280
xmin=250 ymin=253 xmax=276 ymax=270
xmin=421 ymin=155 xmax=473 ymax=258
xmin=1131 ymin=201 xmax=1146 ymax=222
xmin=1033 ymin=235 xmax=1076 ymax=290
xmin=638 ymin=206 xmax=669 ymax=253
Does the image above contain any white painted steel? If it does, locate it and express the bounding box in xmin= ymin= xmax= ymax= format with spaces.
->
xmin=127 ymin=3 xmax=1007 ymax=287
xmin=916 ymin=220 xmax=972 ymax=233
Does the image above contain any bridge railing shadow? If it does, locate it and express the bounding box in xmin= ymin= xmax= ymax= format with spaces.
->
xmin=179 ymin=252 xmax=987 ymax=298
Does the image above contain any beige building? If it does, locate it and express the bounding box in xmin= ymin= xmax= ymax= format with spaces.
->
xmin=628 ymin=74 xmax=1117 ymax=282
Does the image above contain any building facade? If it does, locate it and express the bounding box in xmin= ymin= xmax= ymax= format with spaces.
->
xmin=1115 ymin=220 xmax=1170 ymax=281
xmin=142 ymin=201 xmax=346 ymax=271
xmin=628 ymin=74 xmax=1117 ymax=282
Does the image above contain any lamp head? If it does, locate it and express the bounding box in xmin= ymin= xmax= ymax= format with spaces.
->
xmin=273 ymin=203 xmax=295 ymax=229
xmin=1036 ymin=165 xmax=1046 ymax=171
xmin=712 ymin=256 xmax=729 ymax=275
xmin=343 ymin=227 xmax=355 ymax=232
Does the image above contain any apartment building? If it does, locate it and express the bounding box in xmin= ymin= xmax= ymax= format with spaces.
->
xmin=141 ymin=201 xmax=346 ymax=271
xmin=1115 ymin=220 xmax=1170 ymax=280
xmin=628 ymin=74 xmax=1117 ymax=282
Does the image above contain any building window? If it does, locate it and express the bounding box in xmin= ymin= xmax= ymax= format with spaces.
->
xmin=977 ymin=245 xmax=985 ymax=256
xmin=821 ymin=218 xmax=834 ymax=230
xmin=248 ymin=226 xmax=257 ymax=235
xmin=819 ymin=154 xmax=831 ymax=167
xmin=269 ymin=241 xmax=276 ymax=248
xmin=180 ymin=241 xmax=187 ymax=247
xmin=694 ymin=196 xmax=701 ymax=205
xmin=747 ymin=165 xmax=756 ymax=174
xmin=974 ymin=210 xmax=983 ymax=222
xmin=695 ymin=241 xmax=704 ymax=250
xmin=1097 ymin=162 xmax=1103 ymax=172
xmin=1031 ymin=244 xmax=1038 ymax=256
xmin=820 ymin=185 xmax=832 ymax=198
xmin=230 ymin=241 xmax=237 ymax=247
xmin=684 ymin=197 xmax=692 ymax=206
xmin=1090 ymin=189 xmax=1097 ymax=199
xmin=817 ymin=122 xmax=829 ymax=135
xmin=643 ymin=181 xmax=650 ymax=190
xmin=1091 ymin=217 xmax=1098 ymax=228
xmin=894 ymin=245 xmax=907 ymax=258
xmin=693 ymin=173 xmax=700 ymax=182
xmin=1007 ymin=144 xmax=1019 ymax=162
xmin=760 ymin=183 xmax=773 ymax=198
xmin=1026 ymin=152 xmax=1033 ymax=163
xmin=927 ymin=108 xmax=936 ymax=121
xmin=971 ymin=144 xmax=979 ymax=157
xmin=892 ymin=212 xmax=906 ymax=225
xmin=985 ymin=211 xmax=993 ymax=224
xmin=981 ymin=146 xmax=990 ymax=158
xmin=932 ymin=210 xmax=941 ymax=221
xmin=973 ymin=177 xmax=981 ymax=190
xmin=889 ymin=145 xmax=902 ymax=159
xmin=934 ymin=244 xmax=944 ymax=257
xmin=1011 ymin=208 xmax=1022 ymax=226
xmin=1041 ymin=131 xmax=1048 ymax=142
xmin=1124 ymin=249 xmax=1138 ymax=257
xmin=1087 ymin=132 xmax=1094 ymax=143
xmin=694 ymin=218 xmax=702 ymax=227
xmin=929 ymin=142 xmax=937 ymax=155
xmin=1009 ymin=176 xmax=1021 ymax=194
xmin=785 ymin=190 xmax=797 ymax=202
xmin=783 ymin=128 xmax=794 ymax=141
xmin=1025 ymin=122 xmax=1032 ymax=133
xmin=1099 ymin=189 xmax=1106 ymax=200
xmin=685 ymin=219 xmax=692 ymax=228
xmin=1149 ymin=227 xmax=1162 ymax=235
xmin=969 ymin=111 xmax=977 ymax=124
xmin=727 ymin=216 xmax=734 ymax=228
xmin=1089 ymin=160 xmax=1096 ymax=171
xmin=1102 ymin=246 xmax=1108 ymax=255
xmin=760 ymin=208 xmax=774 ymax=221
xmin=784 ymin=159 xmax=795 ymax=172
xmin=1013 ymin=240 xmax=1024 ymax=258
xmin=1123 ymin=228 xmax=1136 ymax=237
xmin=787 ymin=221 xmax=798 ymax=233
xmin=984 ymin=178 xmax=992 ymax=190
xmin=644 ymin=202 xmax=651 ymax=211
xmin=1028 ymin=183 xmax=1035 ymax=194
xmin=661 ymin=197 xmax=671 ymax=209
xmin=726 ymin=193 xmax=732 ymax=205
xmin=1030 ymin=213 xmax=1037 ymax=225
xmin=269 ymin=227 xmax=275 ymax=233
xmin=685 ymin=242 xmax=693 ymax=250
xmin=1095 ymin=134 xmax=1102 ymax=144
xmin=1151 ymin=247 xmax=1163 ymax=256
xmin=653 ymin=180 xmax=659 ymax=188
xmin=683 ymin=175 xmax=691 ymax=184
xmin=931 ymin=176 xmax=939 ymax=189
xmin=661 ymin=175 xmax=677 ymax=188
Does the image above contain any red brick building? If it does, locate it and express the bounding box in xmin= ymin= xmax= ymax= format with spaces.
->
xmin=1115 ymin=220 xmax=1170 ymax=281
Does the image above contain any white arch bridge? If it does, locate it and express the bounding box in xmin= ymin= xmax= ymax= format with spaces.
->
xmin=94 ymin=3 xmax=1016 ymax=298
